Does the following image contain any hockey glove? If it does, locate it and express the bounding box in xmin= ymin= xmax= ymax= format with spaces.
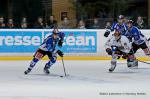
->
xmin=106 ymin=48 xmax=112 ymax=55
xmin=58 ymin=40 xmax=63 ymax=47
xmin=122 ymin=53 xmax=128 ymax=59
xmin=104 ymin=31 xmax=110 ymax=37
xmin=57 ymin=50 xmax=64 ymax=57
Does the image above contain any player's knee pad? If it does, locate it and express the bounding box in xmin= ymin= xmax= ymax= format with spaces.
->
xmin=46 ymin=56 xmax=57 ymax=68
xmin=51 ymin=56 xmax=57 ymax=63
xmin=45 ymin=61 xmax=53 ymax=68
xmin=111 ymin=60 xmax=116 ymax=66
xmin=127 ymin=58 xmax=138 ymax=69
xmin=127 ymin=54 xmax=138 ymax=68
xmin=30 ymin=58 xmax=39 ymax=68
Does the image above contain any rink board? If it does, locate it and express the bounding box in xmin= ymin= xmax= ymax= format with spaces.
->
xmin=0 ymin=56 xmax=150 ymax=61
xmin=0 ymin=29 xmax=150 ymax=60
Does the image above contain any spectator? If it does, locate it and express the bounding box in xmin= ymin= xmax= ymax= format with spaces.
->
xmin=46 ymin=15 xmax=57 ymax=28
xmin=136 ymin=16 xmax=145 ymax=29
xmin=0 ymin=16 xmax=5 ymax=28
xmin=92 ymin=18 xmax=100 ymax=29
xmin=7 ymin=18 xmax=15 ymax=28
xmin=77 ymin=20 xmax=86 ymax=29
xmin=21 ymin=17 xmax=28 ymax=29
xmin=59 ymin=17 xmax=71 ymax=29
xmin=105 ymin=21 xmax=111 ymax=29
xmin=34 ymin=17 xmax=45 ymax=28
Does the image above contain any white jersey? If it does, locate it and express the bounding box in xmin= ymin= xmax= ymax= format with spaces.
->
xmin=105 ymin=35 xmax=132 ymax=53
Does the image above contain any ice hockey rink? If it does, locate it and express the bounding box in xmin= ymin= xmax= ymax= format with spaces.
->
xmin=0 ymin=60 xmax=150 ymax=99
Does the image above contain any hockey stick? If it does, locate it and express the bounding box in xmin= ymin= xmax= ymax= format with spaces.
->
xmin=137 ymin=59 xmax=150 ymax=64
xmin=61 ymin=57 xmax=67 ymax=77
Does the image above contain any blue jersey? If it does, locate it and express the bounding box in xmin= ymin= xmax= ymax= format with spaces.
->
xmin=111 ymin=22 xmax=128 ymax=35
xmin=40 ymin=32 xmax=65 ymax=52
xmin=127 ymin=26 xmax=145 ymax=45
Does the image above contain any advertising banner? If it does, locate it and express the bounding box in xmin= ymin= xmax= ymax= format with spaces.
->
xmin=0 ymin=31 xmax=42 ymax=52
xmin=0 ymin=30 xmax=97 ymax=53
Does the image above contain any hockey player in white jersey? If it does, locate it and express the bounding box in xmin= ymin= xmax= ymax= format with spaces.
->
xmin=105 ymin=30 xmax=136 ymax=72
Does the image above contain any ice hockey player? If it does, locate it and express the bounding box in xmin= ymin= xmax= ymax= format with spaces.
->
xmin=105 ymin=30 xmax=135 ymax=72
xmin=24 ymin=29 xmax=65 ymax=74
xmin=104 ymin=15 xmax=128 ymax=37
xmin=126 ymin=20 xmax=150 ymax=59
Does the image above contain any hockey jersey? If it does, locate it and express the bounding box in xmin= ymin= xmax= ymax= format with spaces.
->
xmin=39 ymin=32 xmax=65 ymax=52
xmin=110 ymin=22 xmax=128 ymax=35
xmin=126 ymin=26 xmax=146 ymax=45
xmin=105 ymin=35 xmax=131 ymax=54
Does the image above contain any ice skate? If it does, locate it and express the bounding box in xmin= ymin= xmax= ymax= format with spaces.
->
xmin=43 ymin=65 xmax=50 ymax=74
xmin=24 ymin=68 xmax=32 ymax=75
xmin=109 ymin=61 xmax=116 ymax=72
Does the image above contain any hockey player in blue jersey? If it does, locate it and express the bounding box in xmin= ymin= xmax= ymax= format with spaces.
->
xmin=126 ymin=20 xmax=150 ymax=67
xmin=104 ymin=15 xmax=128 ymax=37
xmin=24 ymin=29 xmax=65 ymax=74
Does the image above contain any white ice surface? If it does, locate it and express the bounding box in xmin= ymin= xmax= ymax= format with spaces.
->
xmin=0 ymin=60 xmax=150 ymax=99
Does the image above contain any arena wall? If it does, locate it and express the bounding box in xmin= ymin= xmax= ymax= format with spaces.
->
xmin=0 ymin=29 xmax=150 ymax=60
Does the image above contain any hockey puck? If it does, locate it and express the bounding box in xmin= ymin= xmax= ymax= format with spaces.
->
xmin=60 ymin=76 xmax=63 ymax=77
